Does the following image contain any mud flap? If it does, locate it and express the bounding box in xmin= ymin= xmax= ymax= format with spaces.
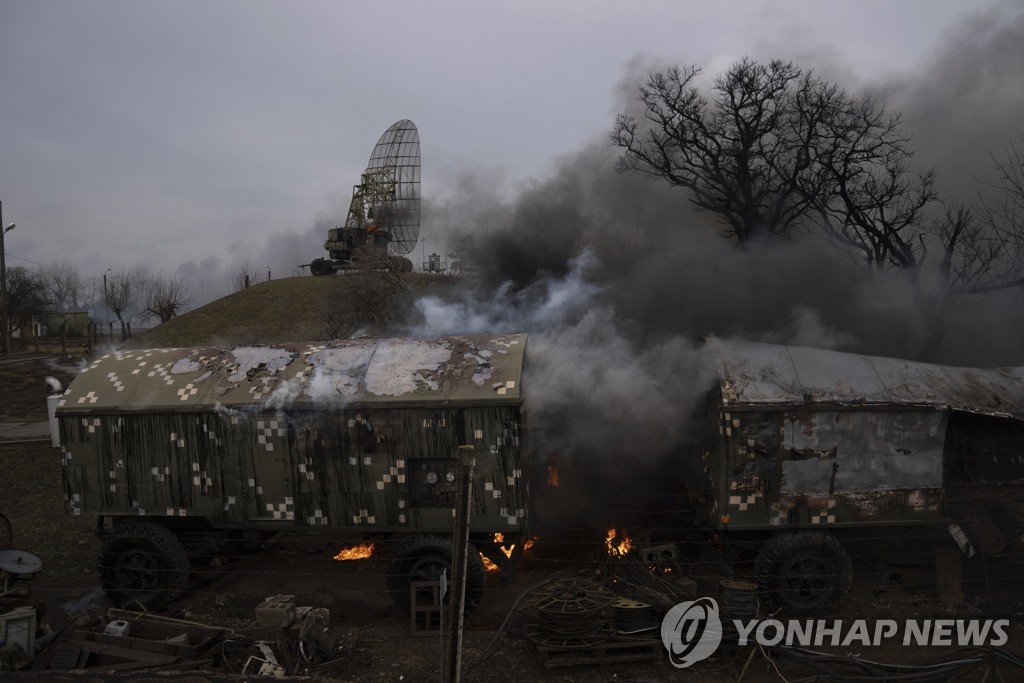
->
xmin=948 ymin=524 xmax=976 ymax=558
xmin=947 ymin=501 xmax=1007 ymax=555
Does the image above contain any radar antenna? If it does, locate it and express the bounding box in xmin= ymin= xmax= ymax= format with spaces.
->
xmin=310 ymin=120 xmax=420 ymax=275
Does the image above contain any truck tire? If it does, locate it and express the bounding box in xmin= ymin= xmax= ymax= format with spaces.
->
xmin=386 ymin=535 xmax=485 ymax=615
xmin=99 ymin=522 xmax=190 ymax=611
xmin=754 ymin=531 xmax=852 ymax=615
xmin=310 ymin=258 xmax=332 ymax=276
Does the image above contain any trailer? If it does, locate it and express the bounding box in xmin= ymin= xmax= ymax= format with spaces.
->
xmin=691 ymin=338 xmax=1024 ymax=613
xmin=51 ymin=334 xmax=529 ymax=612
xmin=51 ymin=332 xmax=1024 ymax=616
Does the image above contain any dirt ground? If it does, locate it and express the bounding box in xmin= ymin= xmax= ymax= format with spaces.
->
xmin=5 ymin=353 xmax=1024 ymax=682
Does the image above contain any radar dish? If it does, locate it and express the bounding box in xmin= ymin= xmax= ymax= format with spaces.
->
xmin=347 ymin=119 xmax=421 ymax=255
xmin=311 ymin=120 xmax=421 ymax=274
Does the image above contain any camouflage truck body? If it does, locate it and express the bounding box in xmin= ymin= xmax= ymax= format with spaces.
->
xmin=690 ymin=338 xmax=1024 ymax=613
xmin=53 ymin=334 xmax=529 ymax=610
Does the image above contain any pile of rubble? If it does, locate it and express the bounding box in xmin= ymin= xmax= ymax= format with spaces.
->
xmin=1 ymin=592 xmax=353 ymax=677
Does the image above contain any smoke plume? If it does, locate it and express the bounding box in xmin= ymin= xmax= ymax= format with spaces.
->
xmin=164 ymin=2 xmax=1024 ymax=533
xmin=387 ymin=5 xmax=1024 ymax=530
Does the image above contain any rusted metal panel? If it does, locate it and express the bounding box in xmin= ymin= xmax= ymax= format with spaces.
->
xmin=696 ymin=340 xmax=1024 ymax=544
xmin=718 ymin=407 xmax=949 ymax=529
xmin=773 ymin=411 xmax=947 ymax=494
xmin=780 ymin=411 xmax=836 ymax=494
xmin=709 ymin=337 xmax=1024 ymax=419
xmin=832 ymin=411 xmax=945 ymax=491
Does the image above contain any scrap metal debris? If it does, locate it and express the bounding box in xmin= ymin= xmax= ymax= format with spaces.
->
xmin=16 ymin=595 xmax=355 ymax=676
xmin=41 ymin=608 xmax=226 ymax=672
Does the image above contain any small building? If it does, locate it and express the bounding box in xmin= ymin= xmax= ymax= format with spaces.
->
xmin=37 ymin=311 xmax=92 ymax=338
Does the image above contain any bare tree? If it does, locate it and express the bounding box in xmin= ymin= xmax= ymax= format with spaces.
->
xmin=5 ymin=267 xmax=50 ymax=347
xmin=798 ymin=101 xmax=950 ymax=357
xmin=143 ymin=273 xmax=192 ymax=323
xmin=970 ymin=137 xmax=1024 ymax=292
xmin=613 ymin=59 xmax=853 ymax=242
xmin=39 ymin=260 xmax=83 ymax=312
xmin=812 ymin=133 xmax=1024 ymax=359
xmin=231 ymin=263 xmax=261 ymax=292
xmin=103 ymin=270 xmax=134 ymax=342
xmin=613 ymin=57 xmax=1024 ymax=360
xmin=807 ymin=89 xmax=931 ymax=268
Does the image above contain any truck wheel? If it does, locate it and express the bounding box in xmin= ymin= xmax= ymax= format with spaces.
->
xmin=99 ymin=522 xmax=190 ymax=611
xmin=754 ymin=532 xmax=852 ymax=615
xmin=386 ymin=535 xmax=485 ymax=615
xmin=310 ymin=258 xmax=332 ymax=276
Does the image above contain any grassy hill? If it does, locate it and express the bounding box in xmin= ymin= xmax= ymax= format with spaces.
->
xmin=132 ymin=273 xmax=453 ymax=348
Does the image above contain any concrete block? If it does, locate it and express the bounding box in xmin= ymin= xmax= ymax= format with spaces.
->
xmin=255 ymin=599 xmax=295 ymax=628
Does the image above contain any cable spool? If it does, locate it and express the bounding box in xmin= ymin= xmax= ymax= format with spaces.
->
xmin=720 ymin=578 xmax=760 ymax=622
xmin=611 ymin=597 xmax=659 ymax=635
xmin=525 ymin=578 xmax=615 ymax=647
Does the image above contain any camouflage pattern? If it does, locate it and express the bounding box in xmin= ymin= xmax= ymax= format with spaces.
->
xmin=56 ymin=334 xmax=528 ymax=533
xmin=697 ymin=338 xmax=1024 ymax=533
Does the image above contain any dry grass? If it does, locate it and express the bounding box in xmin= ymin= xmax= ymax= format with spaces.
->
xmin=131 ymin=272 xmax=457 ymax=348
xmin=131 ymin=276 xmax=340 ymax=347
xmin=0 ymin=442 xmax=99 ymax=590
xmin=0 ymin=358 xmax=100 ymax=604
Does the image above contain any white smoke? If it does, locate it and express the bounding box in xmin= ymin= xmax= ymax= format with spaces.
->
xmin=411 ymin=250 xmax=603 ymax=336
xmin=402 ymin=250 xmax=715 ymax=459
xmin=757 ymin=306 xmax=860 ymax=351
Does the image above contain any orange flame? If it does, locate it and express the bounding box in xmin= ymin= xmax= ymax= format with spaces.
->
xmin=333 ymin=542 xmax=375 ymax=561
xmin=494 ymin=532 xmax=511 ymax=558
xmin=481 ymin=533 xmax=537 ymax=572
xmin=547 ymin=465 xmax=559 ymax=487
xmin=493 ymin=532 xmax=535 ymax=558
xmin=605 ymin=526 xmax=633 ymax=557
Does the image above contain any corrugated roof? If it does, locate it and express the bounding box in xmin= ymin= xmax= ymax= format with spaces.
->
xmin=57 ymin=334 xmax=526 ymax=413
xmin=707 ymin=337 xmax=1024 ymax=418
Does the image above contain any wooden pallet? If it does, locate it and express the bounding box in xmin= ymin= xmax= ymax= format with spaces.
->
xmin=534 ymin=634 xmax=663 ymax=669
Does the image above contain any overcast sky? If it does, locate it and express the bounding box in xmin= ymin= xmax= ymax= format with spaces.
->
xmin=0 ymin=0 xmax=1005 ymax=304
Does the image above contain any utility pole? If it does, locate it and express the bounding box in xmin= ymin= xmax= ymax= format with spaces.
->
xmin=0 ymin=200 xmax=16 ymax=356
xmin=443 ymin=445 xmax=475 ymax=683
xmin=102 ymin=269 xmax=111 ymax=344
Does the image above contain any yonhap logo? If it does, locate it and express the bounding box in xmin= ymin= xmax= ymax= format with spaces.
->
xmin=660 ymin=597 xmax=723 ymax=668
xmin=660 ymin=595 xmax=1010 ymax=669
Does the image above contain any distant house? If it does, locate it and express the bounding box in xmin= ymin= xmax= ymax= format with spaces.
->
xmin=37 ymin=311 xmax=91 ymax=337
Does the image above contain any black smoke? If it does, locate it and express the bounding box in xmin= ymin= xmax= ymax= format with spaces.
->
xmin=390 ymin=4 xmax=1024 ymax=535
xmin=168 ymin=3 xmax=1024 ymax=538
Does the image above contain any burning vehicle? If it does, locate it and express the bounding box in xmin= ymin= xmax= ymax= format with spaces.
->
xmin=49 ymin=333 xmax=1024 ymax=616
xmin=49 ymin=334 xmax=529 ymax=612
xmin=691 ymin=338 xmax=1024 ymax=613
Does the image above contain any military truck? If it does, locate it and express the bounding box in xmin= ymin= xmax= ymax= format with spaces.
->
xmin=50 ymin=334 xmax=529 ymax=611
xmin=691 ymin=337 xmax=1024 ymax=613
